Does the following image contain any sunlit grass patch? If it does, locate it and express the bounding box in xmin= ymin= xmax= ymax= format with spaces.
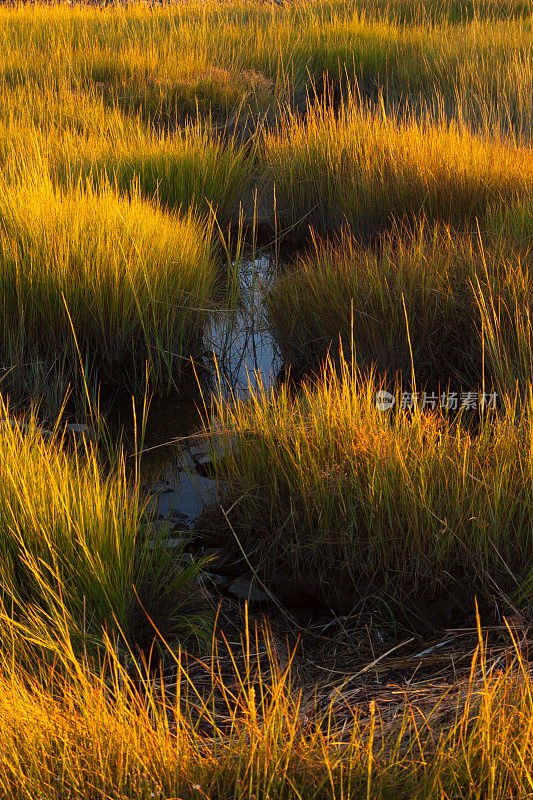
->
xmin=354 ymin=0 xmax=533 ymax=23
xmin=0 ymin=405 xmax=206 ymax=665
xmin=0 ymin=612 xmax=532 ymax=799
xmin=0 ymin=176 xmax=218 ymax=404
xmin=262 ymin=98 xmax=533 ymax=239
xmin=87 ymin=54 xmax=275 ymax=126
xmin=2 ymin=1 xmax=533 ymax=796
xmin=207 ymin=359 xmax=533 ymax=615
xmin=86 ymin=121 xmax=255 ymax=231
xmin=4 ymin=3 xmax=533 ymax=245
xmin=0 ymin=3 xmax=279 ymax=125
xmin=0 ymin=80 xmax=254 ymax=232
xmin=4 ymin=0 xmax=533 ymax=143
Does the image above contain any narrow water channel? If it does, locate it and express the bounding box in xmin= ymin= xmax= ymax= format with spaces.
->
xmin=121 ymin=253 xmax=280 ymax=525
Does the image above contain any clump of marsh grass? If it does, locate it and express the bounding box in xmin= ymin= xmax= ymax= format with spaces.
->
xmin=262 ymin=96 xmax=533 ymax=240
xmin=0 ymin=175 xmax=218 ymax=407
xmin=85 ymin=119 xmax=255 ymax=233
xmin=0 ymin=609 xmax=532 ymax=800
xmin=0 ymin=80 xmax=255 ymax=232
xmin=474 ymin=263 xmax=533 ymax=397
xmin=267 ymin=223 xmax=484 ymax=383
xmin=0 ymin=399 xmax=208 ymax=666
xmin=465 ymin=200 xmax=533 ymax=396
xmin=267 ymin=221 xmax=533 ymax=394
xmin=5 ymin=2 xmax=533 ymax=250
xmin=206 ymin=356 xmax=533 ymax=616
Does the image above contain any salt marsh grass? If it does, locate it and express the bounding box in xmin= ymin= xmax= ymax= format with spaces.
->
xmin=262 ymin=97 xmax=533 ymax=239
xmin=209 ymin=358 xmax=533 ymax=614
xmin=267 ymin=223 xmax=483 ymax=380
xmin=0 ymin=175 xmax=217 ymax=403
xmin=267 ymin=221 xmax=533 ymax=392
xmin=0 ymin=404 xmax=205 ymax=664
xmin=0 ymin=81 xmax=253 ymax=231
xmin=0 ymin=609 xmax=532 ymax=800
xmin=4 ymin=0 xmax=533 ymax=795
